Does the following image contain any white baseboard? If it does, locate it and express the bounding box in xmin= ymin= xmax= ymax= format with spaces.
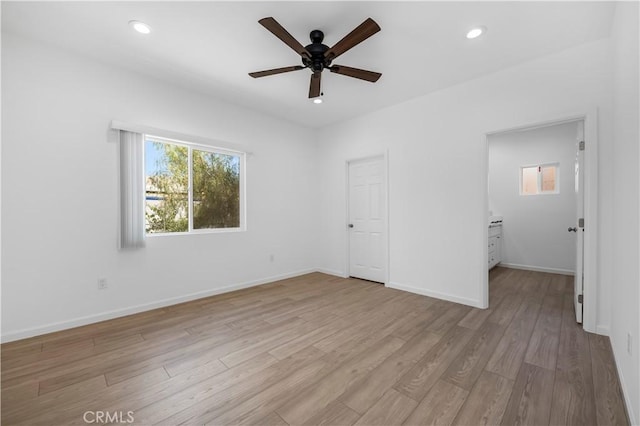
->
xmin=610 ymin=335 xmax=638 ymax=426
xmin=499 ymin=262 xmax=575 ymax=276
xmin=596 ymin=325 xmax=610 ymax=336
xmin=1 ymin=268 xmax=317 ymax=343
xmin=386 ymin=282 xmax=484 ymax=308
xmin=315 ymin=268 xmax=347 ymax=278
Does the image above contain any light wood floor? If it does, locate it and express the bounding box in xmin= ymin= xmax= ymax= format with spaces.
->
xmin=1 ymin=267 xmax=629 ymax=425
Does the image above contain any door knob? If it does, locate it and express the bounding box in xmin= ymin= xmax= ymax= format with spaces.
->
xmin=348 ymin=224 xmax=354 ymax=228
xmin=568 ymin=227 xmax=577 ymax=232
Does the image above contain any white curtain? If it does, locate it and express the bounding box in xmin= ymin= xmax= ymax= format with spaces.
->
xmin=119 ymin=130 xmax=145 ymax=249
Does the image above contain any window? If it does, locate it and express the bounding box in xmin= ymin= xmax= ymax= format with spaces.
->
xmin=520 ymin=163 xmax=559 ymax=195
xmin=144 ymin=135 xmax=244 ymax=234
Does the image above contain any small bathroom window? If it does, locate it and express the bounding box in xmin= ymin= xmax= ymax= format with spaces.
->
xmin=520 ymin=163 xmax=559 ymax=195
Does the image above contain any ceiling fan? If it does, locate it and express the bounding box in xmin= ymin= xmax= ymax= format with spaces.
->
xmin=249 ymin=17 xmax=382 ymax=99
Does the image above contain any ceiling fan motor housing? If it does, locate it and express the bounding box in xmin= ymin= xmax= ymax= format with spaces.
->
xmin=304 ymin=30 xmax=331 ymax=72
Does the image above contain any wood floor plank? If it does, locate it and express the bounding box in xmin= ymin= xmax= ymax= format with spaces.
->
xmin=95 ymin=333 xmax=146 ymax=353
xmin=546 ymin=273 xmax=569 ymax=295
xmin=37 ymin=372 xmax=107 ymax=396
xmin=6 ymin=367 xmax=171 ymax=425
xmin=312 ymin=296 xmax=406 ymax=355
xmin=501 ymin=362 xmax=555 ymax=426
xmin=525 ymin=294 xmax=563 ymax=370
xmin=402 ymin=379 xmax=468 ymax=426
xmin=237 ymin=410 xmax=289 ymax=426
xmin=206 ymin=358 xmax=329 ymax=425
xmin=0 ymin=270 xmax=628 ymax=426
xmin=219 ymin=320 xmax=317 ymax=368
xmin=488 ymin=293 xmax=525 ymax=326
xmin=39 ymin=374 xmax=107 ymax=399
xmin=316 ymin=310 xmax=414 ymax=366
xmin=426 ymin=302 xmax=471 ymax=335
xmin=488 ymin=268 xmax=513 ymax=298
xmin=589 ymin=334 xmax=629 ymax=426
xmin=457 ymin=298 xmax=500 ymax=331
xmin=260 ymin=288 xmax=350 ymax=324
xmin=276 ymin=335 xmax=405 ymax=425
xmin=353 ymin=388 xmax=417 ymax=426
xmin=548 ymin=295 xmax=597 ymax=426
xmin=340 ymin=329 xmax=442 ymax=414
xmin=518 ymin=271 xmax=550 ymax=304
xmin=164 ymin=356 xmax=227 ymax=379
xmin=2 ymin=330 xmax=199 ymax=388
xmin=452 ymin=371 xmax=514 ymax=426
xmin=268 ymin=318 xmax=348 ymax=360
xmin=390 ymin=304 xmax=446 ymax=340
xmin=296 ymin=285 xmax=372 ymax=323
xmin=134 ymin=349 xmax=310 ymax=426
xmin=394 ymin=326 xmax=474 ymax=401
xmin=103 ymin=317 xmax=307 ymax=386
xmin=0 ymin=380 xmax=39 ymax=407
xmin=485 ymin=300 xmax=541 ymax=380
xmin=66 ymin=305 xmax=202 ymax=343
xmin=441 ymin=321 xmax=505 ymax=390
xmin=1 ymin=340 xmax=42 ymax=357
xmin=41 ymin=336 xmax=95 ymax=353
xmin=1 ymin=339 xmax=100 ymax=372
xmin=302 ymin=401 xmax=361 ymax=426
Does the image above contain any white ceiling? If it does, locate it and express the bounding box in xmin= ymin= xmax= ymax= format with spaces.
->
xmin=2 ymin=1 xmax=615 ymax=128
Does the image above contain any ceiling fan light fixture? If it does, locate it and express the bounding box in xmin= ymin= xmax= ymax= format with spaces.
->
xmin=466 ymin=26 xmax=486 ymax=39
xmin=313 ymin=98 xmax=323 ymax=104
xmin=129 ymin=20 xmax=152 ymax=34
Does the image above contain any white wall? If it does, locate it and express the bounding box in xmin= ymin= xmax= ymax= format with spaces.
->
xmin=488 ymin=122 xmax=578 ymax=274
xmin=610 ymin=2 xmax=639 ymax=423
xmin=1 ymin=34 xmax=319 ymax=341
xmin=316 ymin=38 xmax=613 ymax=315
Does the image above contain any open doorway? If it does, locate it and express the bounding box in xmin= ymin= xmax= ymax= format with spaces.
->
xmin=484 ymin=115 xmax=597 ymax=331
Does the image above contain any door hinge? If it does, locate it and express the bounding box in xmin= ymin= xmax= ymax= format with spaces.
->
xmin=579 ymin=141 xmax=585 ymax=151
xmin=578 ymin=294 xmax=583 ymax=304
xmin=578 ymin=218 xmax=584 ymax=228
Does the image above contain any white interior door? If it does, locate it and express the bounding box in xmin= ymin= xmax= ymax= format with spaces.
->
xmin=573 ymin=121 xmax=585 ymax=323
xmin=348 ymin=157 xmax=386 ymax=283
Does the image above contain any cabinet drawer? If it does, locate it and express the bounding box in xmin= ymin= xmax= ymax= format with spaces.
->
xmin=488 ymin=236 xmax=498 ymax=251
xmin=489 ymin=226 xmax=502 ymax=237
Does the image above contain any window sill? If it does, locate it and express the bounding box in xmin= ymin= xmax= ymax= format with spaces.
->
xmin=146 ymin=228 xmax=246 ymax=238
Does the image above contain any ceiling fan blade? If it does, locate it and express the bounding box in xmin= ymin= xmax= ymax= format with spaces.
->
xmin=324 ymin=18 xmax=380 ymax=61
xmin=249 ymin=66 xmax=304 ymax=78
xmin=309 ymin=72 xmax=321 ymax=98
xmin=259 ymin=17 xmax=310 ymax=59
xmin=329 ymin=65 xmax=381 ymax=82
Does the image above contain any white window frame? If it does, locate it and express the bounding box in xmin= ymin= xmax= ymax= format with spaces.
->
xmin=519 ymin=162 xmax=560 ymax=196
xmin=144 ymin=134 xmax=246 ymax=236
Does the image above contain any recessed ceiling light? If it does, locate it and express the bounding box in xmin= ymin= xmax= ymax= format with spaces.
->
xmin=466 ymin=26 xmax=486 ymax=39
xmin=129 ymin=20 xmax=151 ymax=35
xmin=313 ymin=98 xmax=323 ymax=104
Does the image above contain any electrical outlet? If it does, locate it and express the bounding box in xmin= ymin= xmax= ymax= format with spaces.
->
xmin=98 ymin=278 xmax=108 ymax=290
xmin=628 ymin=333 xmax=632 ymax=355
